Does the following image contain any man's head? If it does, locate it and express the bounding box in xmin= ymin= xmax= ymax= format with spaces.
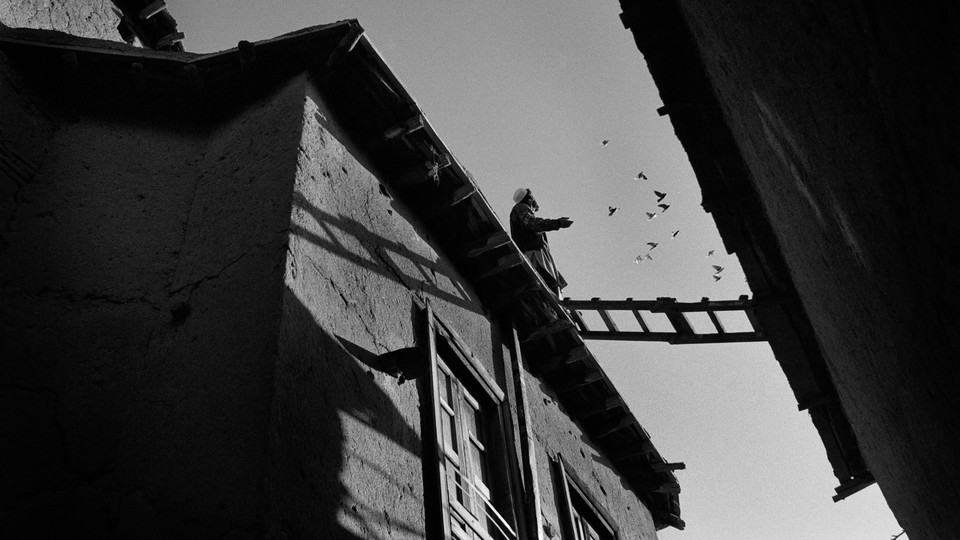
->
xmin=512 ymin=187 xmax=538 ymax=211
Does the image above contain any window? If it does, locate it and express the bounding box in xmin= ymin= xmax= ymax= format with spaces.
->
xmin=425 ymin=306 xmax=518 ymax=540
xmin=554 ymin=456 xmax=618 ymax=540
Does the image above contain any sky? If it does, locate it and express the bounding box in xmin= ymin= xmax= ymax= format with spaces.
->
xmin=170 ymin=2 xmax=904 ymax=538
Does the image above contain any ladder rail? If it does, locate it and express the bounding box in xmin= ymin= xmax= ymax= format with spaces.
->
xmin=561 ymin=295 xmax=766 ymax=344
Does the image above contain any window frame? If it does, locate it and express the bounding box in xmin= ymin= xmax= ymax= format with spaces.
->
xmin=424 ymin=305 xmax=520 ymax=540
xmin=554 ymin=455 xmax=619 ymax=540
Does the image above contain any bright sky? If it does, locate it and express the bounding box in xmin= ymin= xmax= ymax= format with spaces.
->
xmin=170 ymin=2 xmax=904 ymax=538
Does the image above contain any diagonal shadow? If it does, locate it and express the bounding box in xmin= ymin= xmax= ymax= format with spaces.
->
xmin=268 ymin=285 xmax=427 ymax=539
xmin=290 ymin=191 xmax=480 ymax=314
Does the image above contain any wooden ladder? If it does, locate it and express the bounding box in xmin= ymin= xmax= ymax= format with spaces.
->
xmin=561 ymin=295 xmax=765 ymax=344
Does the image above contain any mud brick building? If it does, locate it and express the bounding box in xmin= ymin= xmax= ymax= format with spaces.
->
xmin=1 ymin=8 xmax=682 ymax=539
xmin=618 ymin=1 xmax=960 ymax=538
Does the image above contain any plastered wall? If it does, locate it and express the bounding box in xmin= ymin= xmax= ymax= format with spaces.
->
xmin=264 ymin=75 xmax=503 ymax=539
xmin=0 ymin=64 xmax=303 ymax=536
xmin=0 ymin=0 xmax=118 ymax=41
xmin=524 ymin=370 xmax=658 ymax=539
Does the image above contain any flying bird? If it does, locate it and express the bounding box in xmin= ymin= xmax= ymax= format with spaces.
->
xmin=636 ymin=171 xmax=648 ymax=180
xmin=608 ymin=206 xmax=618 ymax=216
xmin=658 ymin=203 xmax=670 ymax=212
xmin=712 ymin=265 xmax=725 ymax=273
xmin=707 ymin=250 xmax=715 ymax=257
xmin=646 ymin=212 xmax=657 ymax=221
xmin=654 ymin=190 xmax=667 ymax=202
xmin=713 ymin=274 xmax=723 ymax=282
xmin=671 ymin=230 xmax=680 ymax=238
xmin=601 ymin=139 xmax=610 ymax=147
xmin=647 ymin=242 xmax=659 ymax=250
xmin=634 ymin=253 xmax=653 ymax=263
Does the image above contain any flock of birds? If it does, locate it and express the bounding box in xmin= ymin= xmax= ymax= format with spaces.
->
xmin=600 ymin=139 xmax=728 ymax=283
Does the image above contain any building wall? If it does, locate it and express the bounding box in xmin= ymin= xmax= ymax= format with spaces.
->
xmin=264 ymin=75 xmax=504 ymax=539
xmin=673 ymin=1 xmax=960 ymax=536
xmin=0 ymin=0 xmax=118 ymax=40
xmin=524 ymin=368 xmax=658 ymax=539
xmin=0 ymin=61 xmax=303 ymax=535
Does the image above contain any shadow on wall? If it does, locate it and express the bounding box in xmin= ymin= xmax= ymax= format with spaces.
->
xmin=268 ymin=286 xmax=427 ymax=539
xmin=290 ymin=191 xmax=482 ymax=315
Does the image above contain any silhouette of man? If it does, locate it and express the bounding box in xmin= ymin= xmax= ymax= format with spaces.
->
xmin=509 ymin=188 xmax=573 ymax=297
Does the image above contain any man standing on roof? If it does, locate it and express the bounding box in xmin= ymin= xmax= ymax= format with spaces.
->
xmin=510 ymin=188 xmax=574 ymax=298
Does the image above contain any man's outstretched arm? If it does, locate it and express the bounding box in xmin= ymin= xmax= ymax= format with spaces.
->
xmin=514 ymin=204 xmax=573 ymax=232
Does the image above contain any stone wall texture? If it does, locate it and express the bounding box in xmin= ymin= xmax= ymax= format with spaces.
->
xmin=674 ymin=1 xmax=960 ymax=537
xmin=0 ymin=0 xmax=118 ymax=41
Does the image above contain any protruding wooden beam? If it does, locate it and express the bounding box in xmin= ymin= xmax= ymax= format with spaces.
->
xmin=554 ymin=370 xmax=605 ymax=393
xmin=797 ymin=392 xmax=836 ymax=412
xmin=384 ymin=115 xmax=425 ymax=140
xmin=463 ymin=230 xmax=511 ymax=259
xmin=522 ymin=319 xmax=575 ymax=344
xmin=531 ymin=345 xmax=589 ymax=375
xmin=155 ymin=31 xmax=184 ymax=49
xmin=473 ymin=252 xmax=525 ymax=282
xmin=832 ymin=473 xmax=876 ymax=502
xmin=138 ymin=0 xmax=166 ymax=19
xmin=324 ymin=23 xmax=364 ymax=73
xmin=659 ymin=513 xmax=686 ymax=531
xmin=651 ymin=462 xmax=686 ymax=472
xmin=654 ymin=482 xmax=681 ymax=494
xmin=570 ymin=395 xmax=625 ymax=418
xmin=593 ymin=415 xmax=638 ymax=438
xmin=610 ymin=441 xmax=656 ymax=463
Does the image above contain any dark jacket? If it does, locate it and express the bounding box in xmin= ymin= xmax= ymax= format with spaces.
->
xmin=509 ymin=202 xmax=562 ymax=252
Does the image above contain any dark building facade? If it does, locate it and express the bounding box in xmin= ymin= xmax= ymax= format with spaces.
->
xmin=1 ymin=7 xmax=682 ymax=539
xmin=619 ymin=1 xmax=960 ymax=538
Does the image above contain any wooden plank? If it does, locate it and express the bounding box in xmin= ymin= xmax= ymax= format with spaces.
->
xmin=570 ymin=395 xmax=625 ymax=418
xmin=463 ymin=230 xmax=511 ymax=258
xmin=610 ymin=441 xmax=656 ymax=463
xmin=651 ymin=462 xmax=686 ymax=472
xmin=593 ymin=416 xmax=638 ymax=438
xmin=563 ymin=296 xmax=758 ymax=312
xmin=522 ymin=319 xmax=575 ymax=344
xmin=579 ymin=330 xmax=765 ymax=344
xmin=138 ymin=0 xmax=166 ymax=19
xmin=383 ymin=114 xmax=425 ymax=139
xmin=553 ymin=370 xmax=604 ymax=393
xmin=832 ymin=473 xmax=876 ymax=502
xmin=487 ymin=281 xmax=541 ymax=310
xmin=155 ymin=31 xmax=185 ymax=49
xmin=654 ymin=482 xmax=681 ymax=494
xmin=532 ymin=345 xmax=589 ymax=375
xmin=473 ymin=252 xmax=524 ymax=282
xmin=423 ymin=304 xmax=452 ymax=539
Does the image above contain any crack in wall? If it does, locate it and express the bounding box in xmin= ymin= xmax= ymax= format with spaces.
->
xmin=9 ymin=286 xmax=163 ymax=310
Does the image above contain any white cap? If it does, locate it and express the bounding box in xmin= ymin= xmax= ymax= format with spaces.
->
xmin=512 ymin=188 xmax=529 ymax=204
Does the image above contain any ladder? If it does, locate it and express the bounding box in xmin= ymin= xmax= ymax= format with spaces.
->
xmin=561 ymin=295 xmax=766 ymax=344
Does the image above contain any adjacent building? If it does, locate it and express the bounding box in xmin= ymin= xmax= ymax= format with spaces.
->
xmin=618 ymin=1 xmax=960 ymax=538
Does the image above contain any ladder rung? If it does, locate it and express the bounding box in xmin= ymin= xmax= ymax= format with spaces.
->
xmin=598 ymin=309 xmax=619 ymax=332
xmin=631 ymin=309 xmax=650 ymax=332
xmin=706 ymin=309 xmax=725 ymax=334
